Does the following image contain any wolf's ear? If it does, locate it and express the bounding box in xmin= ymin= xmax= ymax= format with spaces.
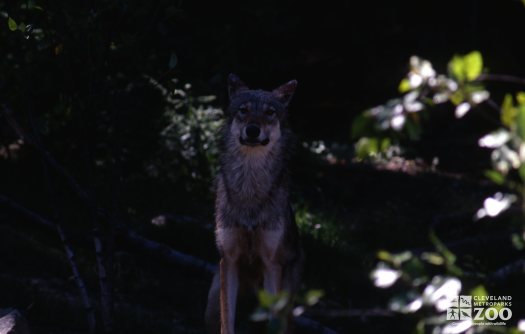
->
xmin=228 ymin=73 xmax=249 ymax=99
xmin=272 ymin=80 xmax=297 ymax=107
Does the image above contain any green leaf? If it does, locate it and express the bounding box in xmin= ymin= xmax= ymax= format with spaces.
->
xmin=429 ymin=231 xmax=462 ymax=276
xmin=355 ymin=137 xmax=378 ymax=159
xmin=484 ymin=170 xmax=505 ymax=185
xmin=305 ymin=290 xmax=324 ymax=306
xmin=463 ymin=51 xmax=483 ymax=81
xmin=470 ymin=285 xmax=488 ymax=298
xmin=449 ymin=55 xmax=465 ymax=82
xmin=377 ymin=250 xmax=392 ymax=261
xmin=516 ymin=91 xmax=525 ymax=105
xmin=402 ymin=257 xmax=426 ymax=278
xmin=501 ymin=94 xmax=516 ymax=127
xmin=517 ymin=104 xmax=525 ymax=140
xmin=405 ymin=118 xmax=421 ymax=141
xmin=398 ymin=78 xmax=411 ymax=93
xmin=351 ymin=114 xmax=372 ymax=139
xmin=379 ymin=137 xmax=391 ymax=152
xmin=8 ymin=17 xmax=17 ymax=31
xmin=519 ymin=164 xmax=525 ymax=183
xmin=450 ymin=91 xmax=464 ymax=105
xmin=448 ymin=51 xmax=483 ymax=82
xmin=511 ymin=233 xmax=525 ymax=250
xmin=258 ymin=290 xmax=277 ymax=308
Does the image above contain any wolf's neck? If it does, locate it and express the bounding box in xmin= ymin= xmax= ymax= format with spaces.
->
xmin=222 ymin=140 xmax=286 ymax=203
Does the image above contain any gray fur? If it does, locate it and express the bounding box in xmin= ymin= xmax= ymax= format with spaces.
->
xmin=206 ymin=76 xmax=303 ymax=333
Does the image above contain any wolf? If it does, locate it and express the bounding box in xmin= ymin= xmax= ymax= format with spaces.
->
xmin=205 ymin=74 xmax=303 ymax=334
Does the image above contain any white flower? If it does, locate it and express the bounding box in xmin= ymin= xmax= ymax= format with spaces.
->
xmin=409 ymin=73 xmax=423 ymax=88
xmin=517 ymin=319 xmax=525 ymax=332
xmin=423 ymin=276 xmax=461 ymax=312
xmin=391 ymin=115 xmax=406 ymax=131
xmin=371 ymin=263 xmax=401 ymax=288
xmin=471 ymin=90 xmax=489 ymax=104
xmin=478 ymin=130 xmax=511 ymax=148
xmin=455 ymin=102 xmax=471 ymax=118
xmin=475 ymin=192 xmax=517 ymax=219
xmin=403 ymin=91 xmax=424 ymax=112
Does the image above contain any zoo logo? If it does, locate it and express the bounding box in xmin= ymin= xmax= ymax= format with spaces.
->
xmin=446 ymin=295 xmax=513 ymax=324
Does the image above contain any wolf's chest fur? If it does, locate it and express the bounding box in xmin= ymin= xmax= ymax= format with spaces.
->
xmin=216 ymin=136 xmax=289 ymax=230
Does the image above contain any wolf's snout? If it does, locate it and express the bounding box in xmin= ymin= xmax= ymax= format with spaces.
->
xmin=245 ymin=124 xmax=261 ymax=139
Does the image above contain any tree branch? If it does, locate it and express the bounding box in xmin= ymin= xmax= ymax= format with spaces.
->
xmin=0 ymin=193 xmax=217 ymax=275
xmin=295 ymin=315 xmax=340 ymax=334
xmin=0 ymin=194 xmax=96 ymax=333
xmin=477 ymin=73 xmax=525 ymax=86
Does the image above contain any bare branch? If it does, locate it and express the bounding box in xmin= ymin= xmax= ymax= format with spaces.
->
xmin=121 ymin=225 xmax=217 ymax=274
xmin=295 ymin=315 xmax=340 ymax=334
xmin=0 ymin=194 xmax=96 ymax=333
xmin=477 ymin=73 xmax=525 ymax=86
xmin=305 ymin=308 xmax=395 ymax=318
xmin=0 ymin=193 xmax=217 ymax=275
xmin=488 ymin=258 xmax=525 ymax=283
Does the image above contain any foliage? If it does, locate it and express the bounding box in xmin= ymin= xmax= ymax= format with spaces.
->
xmin=353 ymin=51 xmax=489 ymax=160
xmin=358 ymin=52 xmax=525 ymax=334
xmin=251 ymin=289 xmax=323 ymax=334
xmin=147 ymin=77 xmax=224 ymax=193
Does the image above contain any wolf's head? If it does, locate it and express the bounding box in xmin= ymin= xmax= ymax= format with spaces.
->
xmin=226 ymin=74 xmax=297 ymax=150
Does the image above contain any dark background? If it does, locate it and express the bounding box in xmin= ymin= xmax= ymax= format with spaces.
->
xmin=1 ymin=0 xmax=524 ymax=333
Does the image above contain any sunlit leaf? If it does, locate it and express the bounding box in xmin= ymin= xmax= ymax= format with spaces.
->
xmin=517 ymin=91 xmax=525 ymax=105
xmin=448 ymin=51 xmax=483 ymax=82
xmin=449 ymin=55 xmax=465 ymax=82
xmin=484 ymin=170 xmax=505 ymax=185
xmin=511 ymin=233 xmax=525 ymax=250
xmin=501 ymin=94 xmax=517 ymax=127
xmin=429 ymin=231 xmax=462 ymax=276
xmin=463 ymin=51 xmax=483 ymax=81
xmin=258 ymin=290 xmax=277 ymax=308
xmin=470 ymin=285 xmax=488 ymax=299
xmin=355 ymin=137 xmax=378 ymax=159
xmin=380 ymin=137 xmax=391 ymax=152
xmin=450 ymin=91 xmax=464 ymax=105
xmin=305 ymin=290 xmax=324 ymax=306
xmin=421 ymin=252 xmax=445 ymax=265
xmin=377 ymin=250 xmax=392 ymax=261
xmin=517 ymin=104 xmax=525 ymax=140
xmin=8 ymin=17 xmax=17 ymax=31
xmin=398 ymin=78 xmax=411 ymax=93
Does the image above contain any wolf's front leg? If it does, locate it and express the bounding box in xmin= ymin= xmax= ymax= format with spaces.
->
xmin=259 ymin=229 xmax=284 ymax=295
xmin=220 ymin=257 xmax=238 ymax=334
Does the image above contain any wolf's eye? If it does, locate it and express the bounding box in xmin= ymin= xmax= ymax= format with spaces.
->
xmin=238 ymin=106 xmax=248 ymax=115
xmin=265 ymin=107 xmax=276 ymax=116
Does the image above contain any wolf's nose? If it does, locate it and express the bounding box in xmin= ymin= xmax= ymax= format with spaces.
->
xmin=245 ymin=124 xmax=261 ymax=139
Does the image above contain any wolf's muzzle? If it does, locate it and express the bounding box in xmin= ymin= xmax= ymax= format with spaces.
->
xmin=240 ymin=124 xmax=269 ymax=146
